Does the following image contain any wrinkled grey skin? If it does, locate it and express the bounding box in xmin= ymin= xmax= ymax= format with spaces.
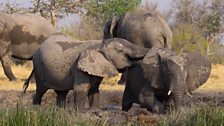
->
xmin=24 ymin=33 xmax=148 ymax=110
xmin=122 ymin=48 xmax=211 ymax=113
xmin=104 ymin=7 xmax=172 ymax=48
xmin=0 ymin=13 xmax=56 ymax=81
xmin=104 ymin=7 xmax=173 ymax=84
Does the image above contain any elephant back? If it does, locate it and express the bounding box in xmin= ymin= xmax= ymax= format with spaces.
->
xmin=184 ymin=52 xmax=211 ymax=92
xmin=10 ymin=13 xmax=56 ymax=45
xmin=117 ymin=8 xmax=172 ymax=49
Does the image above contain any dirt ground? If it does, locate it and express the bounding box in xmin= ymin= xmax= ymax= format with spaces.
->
xmin=0 ymin=64 xmax=223 ymax=124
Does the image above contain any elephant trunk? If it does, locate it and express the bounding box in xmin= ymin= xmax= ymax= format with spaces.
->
xmin=171 ymin=76 xmax=185 ymax=111
xmin=128 ymin=47 xmax=149 ymax=60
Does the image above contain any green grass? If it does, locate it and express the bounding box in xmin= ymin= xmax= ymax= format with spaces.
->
xmin=0 ymin=103 xmax=223 ymax=126
xmin=0 ymin=103 xmax=73 ymax=126
xmin=0 ymin=103 xmax=111 ymax=126
xmin=159 ymin=105 xmax=224 ymax=126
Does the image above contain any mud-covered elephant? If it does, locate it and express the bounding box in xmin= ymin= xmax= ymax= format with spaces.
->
xmin=0 ymin=13 xmax=56 ymax=81
xmin=23 ymin=33 xmax=148 ymax=110
xmin=122 ymin=48 xmax=211 ymax=113
xmin=104 ymin=7 xmax=173 ymax=84
xmin=104 ymin=7 xmax=172 ymax=48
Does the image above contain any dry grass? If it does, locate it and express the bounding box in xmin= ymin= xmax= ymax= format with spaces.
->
xmin=0 ymin=64 xmax=224 ymax=106
xmin=0 ymin=64 xmax=35 ymax=91
xmin=196 ymin=64 xmax=224 ymax=91
xmin=1 ymin=64 xmax=223 ymax=92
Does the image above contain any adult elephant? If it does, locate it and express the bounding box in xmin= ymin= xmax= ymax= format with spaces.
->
xmin=104 ymin=7 xmax=173 ymax=84
xmin=23 ymin=33 xmax=148 ymax=110
xmin=0 ymin=13 xmax=56 ymax=81
xmin=104 ymin=7 xmax=172 ymax=48
xmin=122 ymin=48 xmax=211 ymax=113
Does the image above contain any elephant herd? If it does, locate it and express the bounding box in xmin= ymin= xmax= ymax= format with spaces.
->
xmin=0 ymin=8 xmax=211 ymax=114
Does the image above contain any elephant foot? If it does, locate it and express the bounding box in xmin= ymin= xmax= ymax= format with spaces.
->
xmin=29 ymin=74 xmax=36 ymax=83
xmin=29 ymin=79 xmax=36 ymax=83
xmin=151 ymin=105 xmax=164 ymax=114
xmin=89 ymin=108 xmax=103 ymax=114
xmin=9 ymin=77 xmax=17 ymax=81
xmin=179 ymin=106 xmax=188 ymax=114
xmin=118 ymin=80 xmax=126 ymax=85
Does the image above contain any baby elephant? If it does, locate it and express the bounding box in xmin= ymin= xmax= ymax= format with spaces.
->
xmin=122 ymin=48 xmax=211 ymax=113
xmin=24 ymin=33 xmax=148 ymax=110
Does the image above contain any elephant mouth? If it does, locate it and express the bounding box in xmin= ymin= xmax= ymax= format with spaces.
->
xmin=128 ymin=55 xmax=145 ymax=61
xmin=117 ymin=68 xmax=126 ymax=73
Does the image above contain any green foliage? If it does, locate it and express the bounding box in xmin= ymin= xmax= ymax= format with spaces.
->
xmin=159 ymin=105 xmax=224 ymax=126
xmin=172 ymin=22 xmax=224 ymax=64
xmin=84 ymin=0 xmax=140 ymax=24
xmin=205 ymin=11 xmax=221 ymax=39
xmin=172 ymin=23 xmax=209 ymax=56
xmin=0 ymin=104 xmax=73 ymax=126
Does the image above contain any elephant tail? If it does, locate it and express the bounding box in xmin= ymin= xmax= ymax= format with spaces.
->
xmin=23 ymin=68 xmax=34 ymax=94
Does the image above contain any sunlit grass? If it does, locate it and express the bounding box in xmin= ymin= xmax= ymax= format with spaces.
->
xmin=0 ymin=103 xmax=98 ymax=126
xmin=159 ymin=105 xmax=224 ymax=126
xmin=0 ymin=103 xmax=223 ymax=126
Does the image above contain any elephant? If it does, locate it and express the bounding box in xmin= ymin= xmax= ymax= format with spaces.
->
xmin=23 ymin=33 xmax=149 ymax=110
xmin=0 ymin=13 xmax=56 ymax=81
xmin=122 ymin=48 xmax=211 ymax=113
xmin=104 ymin=7 xmax=172 ymax=48
xmin=103 ymin=7 xmax=173 ymax=84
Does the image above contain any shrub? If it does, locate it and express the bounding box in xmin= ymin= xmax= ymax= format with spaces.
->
xmin=172 ymin=23 xmax=209 ymax=56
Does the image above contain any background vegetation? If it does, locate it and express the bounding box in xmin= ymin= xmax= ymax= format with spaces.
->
xmin=1 ymin=0 xmax=224 ymax=63
xmin=0 ymin=0 xmax=224 ymax=125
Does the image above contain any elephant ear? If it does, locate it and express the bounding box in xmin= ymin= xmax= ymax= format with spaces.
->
xmin=184 ymin=52 xmax=211 ymax=92
xmin=103 ymin=16 xmax=121 ymax=39
xmin=141 ymin=48 xmax=163 ymax=89
xmin=104 ymin=17 xmax=117 ymax=39
xmin=77 ymin=49 xmax=119 ymax=78
xmin=142 ymin=48 xmax=185 ymax=89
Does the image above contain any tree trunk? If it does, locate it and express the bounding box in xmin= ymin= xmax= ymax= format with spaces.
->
xmin=50 ymin=0 xmax=58 ymax=28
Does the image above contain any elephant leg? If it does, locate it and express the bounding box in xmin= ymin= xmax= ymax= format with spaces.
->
xmin=164 ymin=95 xmax=173 ymax=113
xmin=33 ymin=87 xmax=48 ymax=105
xmin=139 ymin=86 xmax=164 ymax=113
xmin=0 ymin=55 xmax=16 ymax=81
xmin=144 ymin=95 xmax=164 ymax=113
xmin=33 ymin=68 xmax=47 ymax=105
xmin=55 ymin=90 xmax=69 ymax=108
xmin=73 ymin=83 xmax=90 ymax=111
xmin=88 ymin=77 xmax=103 ymax=109
xmin=118 ymin=69 xmax=128 ymax=85
xmin=122 ymin=85 xmax=134 ymax=111
xmin=29 ymin=72 xmax=36 ymax=83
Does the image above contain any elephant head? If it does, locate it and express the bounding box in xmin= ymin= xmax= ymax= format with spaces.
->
xmin=140 ymin=48 xmax=187 ymax=110
xmin=140 ymin=48 xmax=211 ymax=111
xmin=104 ymin=16 xmax=120 ymax=39
xmin=77 ymin=38 xmax=149 ymax=78
xmin=75 ymin=38 xmax=149 ymax=110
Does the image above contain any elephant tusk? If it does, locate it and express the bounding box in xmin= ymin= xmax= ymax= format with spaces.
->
xmin=186 ymin=92 xmax=193 ymax=98
xmin=168 ymin=90 xmax=172 ymax=95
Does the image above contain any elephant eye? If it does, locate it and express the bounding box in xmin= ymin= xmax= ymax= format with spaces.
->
xmin=116 ymin=47 xmax=123 ymax=53
xmin=153 ymin=63 xmax=158 ymax=67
